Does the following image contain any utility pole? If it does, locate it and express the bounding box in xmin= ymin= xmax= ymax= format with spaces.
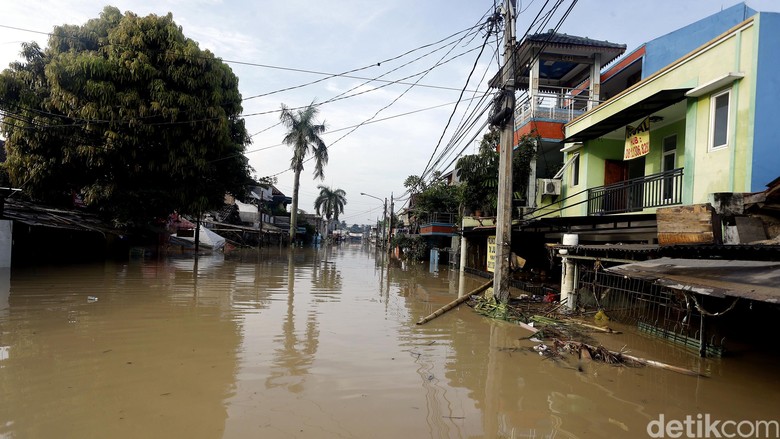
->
xmin=493 ymin=0 xmax=516 ymax=303
xmin=387 ymin=193 xmax=394 ymax=254
xmin=382 ymin=197 xmax=387 ymax=248
xmin=258 ymin=192 xmax=264 ymax=247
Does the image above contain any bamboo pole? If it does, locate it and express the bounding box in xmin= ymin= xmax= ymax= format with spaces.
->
xmin=620 ymin=352 xmax=707 ymax=377
xmin=416 ymin=279 xmax=493 ymax=325
xmin=556 ymin=339 xmax=706 ymax=377
xmin=566 ymin=319 xmax=622 ymax=334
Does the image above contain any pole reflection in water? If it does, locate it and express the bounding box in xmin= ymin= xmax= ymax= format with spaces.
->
xmin=0 ymin=246 xmax=777 ymax=438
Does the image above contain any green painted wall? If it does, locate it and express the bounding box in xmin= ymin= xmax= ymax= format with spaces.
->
xmin=557 ymin=18 xmax=760 ymax=217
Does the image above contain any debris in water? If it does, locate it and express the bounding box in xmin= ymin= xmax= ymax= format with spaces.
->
xmin=87 ymin=296 xmax=98 ymax=303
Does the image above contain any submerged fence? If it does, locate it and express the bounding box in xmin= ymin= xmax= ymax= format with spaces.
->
xmin=575 ymin=262 xmax=725 ymax=356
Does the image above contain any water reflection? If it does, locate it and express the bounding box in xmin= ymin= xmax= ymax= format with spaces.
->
xmin=0 ymin=261 xmax=241 ymax=438
xmin=0 ymin=247 xmax=777 ymax=438
xmin=264 ymin=250 xmax=321 ymax=393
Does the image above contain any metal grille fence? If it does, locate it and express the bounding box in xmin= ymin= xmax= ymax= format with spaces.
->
xmin=576 ymin=261 xmax=724 ymax=356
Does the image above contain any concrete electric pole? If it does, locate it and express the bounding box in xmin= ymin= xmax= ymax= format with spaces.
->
xmin=493 ymin=0 xmax=517 ymax=303
xmin=387 ymin=193 xmax=394 ymax=253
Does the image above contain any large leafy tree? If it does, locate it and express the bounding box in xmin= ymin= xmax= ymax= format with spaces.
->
xmin=407 ymin=172 xmax=459 ymax=228
xmin=279 ymin=103 xmax=327 ymax=241
xmin=455 ymin=127 xmax=537 ymax=215
xmin=0 ymin=6 xmax=251 ymax=226
xmin=313 ymin=184 xmax=346 ymax=235
xmin=456 ymin=126 xmax=500 ymax=215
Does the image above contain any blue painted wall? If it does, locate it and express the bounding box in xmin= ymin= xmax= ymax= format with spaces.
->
xmin=642 ymin=3 xmax=756 ymax=78
xmin=752 ymin=12 xmax=780 ymax=190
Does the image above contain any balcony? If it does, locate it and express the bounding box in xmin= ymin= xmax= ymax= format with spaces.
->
xmin=515 ymin=86 xmax=600 ymax=129
xmin=419 ymin=212 xmax=457 ymax=237
xmin=587 ymin=168 xmax=684 ymax=215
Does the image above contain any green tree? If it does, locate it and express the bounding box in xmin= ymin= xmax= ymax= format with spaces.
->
xmin=403 ymin=175 xmax=427 ymax=194
xmin=0 ymin=7 xmax=251 ymax=226
xmin=279 ymin=103 xmax=327 ymax=242
xmin=455 ymin=127 xmax=537 ymax=216
xmin=313 ymin=184 xmax=346 ymax=234
xmin=411 ymin=174 xmax=459 ymax=225
xmin=455 ymin=126 xmax=500 ymax=215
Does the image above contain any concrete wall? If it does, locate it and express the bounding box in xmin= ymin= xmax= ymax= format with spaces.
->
xmin=567 ymin=19 xmax=759 ymax=211
xmin=751 ymin=12 xmax=780 ymax=191
xmin=643 ymin=3 xmax=756 ymax=78
xmin=688 ymin=22 xmax=757 ymax=201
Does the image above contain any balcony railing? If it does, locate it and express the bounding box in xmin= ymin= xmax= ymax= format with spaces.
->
xmin=514 ymin=86 xmax=601 ymax=128
xmin=587 ymin=168 xmax=684 ymax=215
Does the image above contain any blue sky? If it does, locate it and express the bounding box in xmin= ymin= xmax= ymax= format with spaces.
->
xmin=1 ymin=1 xmax=779 ymax=224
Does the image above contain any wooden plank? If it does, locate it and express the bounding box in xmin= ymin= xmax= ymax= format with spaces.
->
xmin=656 ymin=204 xmax=718 ymax=246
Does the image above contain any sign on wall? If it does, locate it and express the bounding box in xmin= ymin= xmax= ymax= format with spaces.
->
xmin=624 ymin=117 xmax=650 ymax=160
xmin=486 ymin=236 xmax=496 ymax=273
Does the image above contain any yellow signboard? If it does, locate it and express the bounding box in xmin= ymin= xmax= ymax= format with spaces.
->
xmin=624 ymin=117 xmax=650 ymax=160
xmin=486 ymin=236 xmax=496 ymax=273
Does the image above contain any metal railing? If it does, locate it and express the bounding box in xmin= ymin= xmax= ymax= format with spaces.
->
xmin=514 ymin=86 xmax=601 ymax=128
xmin=421 ymin=212 xmax=456 ymax=224
xmin=587 ymin=168 xmax=684 ymax=216
xmin=576 ymin=262 xmax=724 ymax=356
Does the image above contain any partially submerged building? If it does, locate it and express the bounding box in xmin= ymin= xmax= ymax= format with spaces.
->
xmin=461 ymin=3 xmax=780 ymax=356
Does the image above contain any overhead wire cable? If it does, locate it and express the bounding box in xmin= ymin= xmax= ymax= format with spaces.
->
xmin=0 ymin=22 xmax=484 ymax=128
xmin=417 ymin=9 xmax=499 ymax=183
xmin=260 ymin=12 xmax=493 ymax=180
xmin=424 ymin=44 xmax=500 ymax=177
xmin=241 ymin=19 xmax=490 ymax=101
xmin=216 ymin=95 xmax=486 ymax=162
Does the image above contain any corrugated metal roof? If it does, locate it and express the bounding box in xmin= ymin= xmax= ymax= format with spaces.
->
xmin=3 ymin=199 xmax=120 ymax=236
xmin=525 ymin=32 xmax=627 ymax=50
xmin=606 ymin=257 xmax=780 ymax=303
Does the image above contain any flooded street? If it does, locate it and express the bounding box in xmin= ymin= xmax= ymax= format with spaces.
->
xmin=1 ymin=244 xmax=778 ymax=438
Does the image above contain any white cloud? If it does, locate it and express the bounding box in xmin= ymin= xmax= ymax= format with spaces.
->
xmin=3 ymin=0 xmax=780 ymax=222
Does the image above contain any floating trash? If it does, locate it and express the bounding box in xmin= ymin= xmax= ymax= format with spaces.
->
xmin=87 ymin=296 xmax=98 ymax=303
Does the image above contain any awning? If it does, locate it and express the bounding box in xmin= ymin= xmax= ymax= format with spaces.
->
xmin=553 ymin=152 xmax=579 ymax=179
xmin=564 ymin=88 xmax=691 ymax=143
xmin=606 ymin=257 xmax=780 ymax=303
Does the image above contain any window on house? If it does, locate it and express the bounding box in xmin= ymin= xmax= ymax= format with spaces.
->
xmin=710 ymin=90 xmax=730 ymax=150
xmin=662 ymin=135 xmax=677 ymax=200
xmin=571 ymin=153 xmax=580 ymax=187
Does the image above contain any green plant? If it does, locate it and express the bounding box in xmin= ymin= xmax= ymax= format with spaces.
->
xmin=391 ymin=233 xmax=428 ymax=261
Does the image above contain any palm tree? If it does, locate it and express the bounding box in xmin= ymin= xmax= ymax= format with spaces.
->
xmin=314 ymin=185 xmax=347 ymax=236
xmin=280 ymin=103 xmax=328 ymax=242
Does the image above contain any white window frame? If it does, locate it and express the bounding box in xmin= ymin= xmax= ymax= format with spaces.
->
xmin=708 ymin=89 xmax=730 ymax=151
xmin=571 ymin=153 xmax=580 ymax=187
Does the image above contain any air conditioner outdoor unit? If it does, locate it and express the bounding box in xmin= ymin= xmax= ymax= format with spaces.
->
xmin=539 ymin=178 xmax=561 ymax=196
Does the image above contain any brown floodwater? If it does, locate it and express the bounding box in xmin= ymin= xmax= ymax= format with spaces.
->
xmin=0 ymin=244 xmax=778 ymax=438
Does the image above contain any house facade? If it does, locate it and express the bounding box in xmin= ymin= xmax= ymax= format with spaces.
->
xmin=536 ymin=4 xmax=780 ymax=227
xmin=457 ymin=5 xmax=780 ymax=354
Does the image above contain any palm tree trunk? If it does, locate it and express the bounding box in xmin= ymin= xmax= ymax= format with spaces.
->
xmin=289 ymin=166 xmax=302 ymax=243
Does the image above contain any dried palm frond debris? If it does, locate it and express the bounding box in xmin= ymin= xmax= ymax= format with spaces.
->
xmin=532 ymin=339 xmax=707 ymax=377
xmin=466 ymin=297 xmax=706 ymax=377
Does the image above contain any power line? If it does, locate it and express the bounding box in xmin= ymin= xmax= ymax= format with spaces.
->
xmin=418 ymin=10 xmax=499 ymax=182
xmin=260 ymin=12 xmax=492 ymax=181
xmin=0 ymin=21 xmax=485 ymax=101
xmin=422 ymin=45 xmax=500 ymax=179
xmin=217 ymin=95 xmax=486 ymax=162
xmin=240 ymin=21 xmax=489 ymax=101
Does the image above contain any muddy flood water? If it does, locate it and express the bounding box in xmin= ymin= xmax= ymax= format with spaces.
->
xmin=1 ymin=243 xmax=778 ymax=438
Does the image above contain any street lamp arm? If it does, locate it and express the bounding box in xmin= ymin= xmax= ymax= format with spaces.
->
xmin=360 ymin=192 xmax=384 ymax=203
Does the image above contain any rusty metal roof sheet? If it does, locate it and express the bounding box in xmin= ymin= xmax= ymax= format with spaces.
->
xmin=3 ymin=199 xmax=120 ymax=236
xmin=606 ymin=257 xmax=780 ymax=303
